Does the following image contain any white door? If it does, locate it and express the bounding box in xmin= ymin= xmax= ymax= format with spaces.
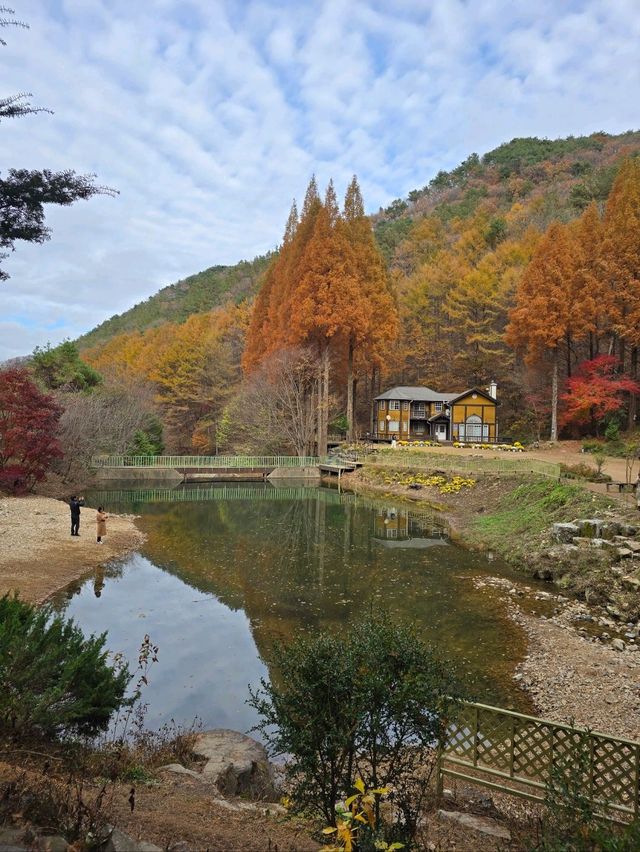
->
xmin=436 ymin=424 xmax=447 ymax=441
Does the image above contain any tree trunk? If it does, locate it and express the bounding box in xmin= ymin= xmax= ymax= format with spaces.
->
xmin=346 ymin=338 xmax=354 ymax=441
xmin=566 ymin=331 xmax=572 ymax=378
xmin=317 ymin=342 xmax=329 ymax=457
xmin=369 ymin=369 xmax=376 ymax=436
xmin=628 ymin=346 xmax=638 ymax=431
xmin=550 ymin=350 xmax=559 ymax=442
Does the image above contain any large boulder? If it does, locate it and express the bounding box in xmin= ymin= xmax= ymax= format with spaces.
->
xmin=552 ymin=522 xmax=579 ymax=543
xmin=193 ymin=730 xmax=277 ymax=800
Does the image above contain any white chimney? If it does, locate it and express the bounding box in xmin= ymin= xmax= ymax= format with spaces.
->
xmin=488 ymin=380 xmax=497 ymax=400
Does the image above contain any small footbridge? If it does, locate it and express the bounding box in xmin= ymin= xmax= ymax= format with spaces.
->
xmin=91 ymin=454 xmax=322 ymax=482
xmin=91 ymin=453 xmax=365 ymax=483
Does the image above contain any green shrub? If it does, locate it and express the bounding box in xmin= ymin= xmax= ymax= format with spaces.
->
xmin=249 ymin=613 xmax=459 ymax=841
xmin=605 ymin=421 xmax=621 ymax=442
xmin=0 ymin=595 xmax=130 ymax=740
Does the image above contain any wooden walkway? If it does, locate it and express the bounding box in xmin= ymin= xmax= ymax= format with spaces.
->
xmin=318 ymin=457 xmax=364 ymax=475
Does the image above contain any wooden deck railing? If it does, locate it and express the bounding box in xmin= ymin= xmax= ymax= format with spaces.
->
xmin=439 ymin=701 xmax=640 ymax=822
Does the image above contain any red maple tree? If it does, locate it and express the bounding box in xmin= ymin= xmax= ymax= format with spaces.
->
xmin=560 ymin=355 xmax=640 ymax=432
xmin=0 ymin=367 xmax=63 ymax=493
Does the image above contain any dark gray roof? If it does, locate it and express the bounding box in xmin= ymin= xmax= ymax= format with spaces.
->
xmin=374 ymin=386 xmax=458 ymax=402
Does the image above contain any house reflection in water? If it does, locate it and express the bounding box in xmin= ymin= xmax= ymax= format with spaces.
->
xmin=373 ymin=507 xmax=450 ymax=548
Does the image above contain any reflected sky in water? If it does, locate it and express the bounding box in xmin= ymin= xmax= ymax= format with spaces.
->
xmin=54 ymin=482 xmax=532 ymax=734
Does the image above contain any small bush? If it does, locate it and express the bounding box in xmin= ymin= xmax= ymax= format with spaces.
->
xmin=605 ymin=421 xmax=621 ymax=442
xmin=0 ymin=595 xmax=130 ymax=740
xmin=560 ymin=462 xmax=611 ymax=483
xmin=249 ymin=612 xmax=459 ymax=842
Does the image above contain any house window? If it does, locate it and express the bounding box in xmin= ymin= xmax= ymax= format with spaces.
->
xmin=401 ymin=421 xmax=409 ymax=431
xmin=378 ymin=400 xmax=386 ymax=411
xmin=434 ymin=401 xmax=443 ymax=412
xmin=414 ymin=423 xmax=425 ymax=434
xmin=458 ymin=414 xmax=488 ymax=441
xmin=402 ymin=401 xmax=409 ymax=411
xmin=379 ymin=421 xmax=386 ymax=433
xmin=389 ymin=400 xmax=400 ymax=411
xmin=412 ymin=402 xmax=425 ymax=418
xmin=388 ymin=421 xmax=399 ymax=432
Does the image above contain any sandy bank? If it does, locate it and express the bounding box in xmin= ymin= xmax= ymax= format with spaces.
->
xmin=0 ymin=495 xmax=145 ymax=604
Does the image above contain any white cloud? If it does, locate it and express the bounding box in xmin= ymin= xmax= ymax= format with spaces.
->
xmin=1 ymin=0 xmax=640 ymax=359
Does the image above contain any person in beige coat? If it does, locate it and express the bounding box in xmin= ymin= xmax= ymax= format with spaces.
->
xmin=96 ymin=506 xmax=108 ymax=544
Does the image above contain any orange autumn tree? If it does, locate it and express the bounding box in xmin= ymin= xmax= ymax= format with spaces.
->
xmin=600 ymin=158 xmax=640 ymax=426
xmin=506 ymin=222 xmax=586 ymax=441
xmin=243 ymin=176 xmax=398 ymax=454
xmin=340 ymin=176 xmax=398 ymax=439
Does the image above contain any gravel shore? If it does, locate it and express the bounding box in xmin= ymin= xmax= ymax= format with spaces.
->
xmin=0 ymin=495 xmax=145 ymax=603
xmin=475 ymin=576 xmax=640 ymax=740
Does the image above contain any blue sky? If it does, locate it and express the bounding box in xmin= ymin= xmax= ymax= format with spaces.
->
xmin=1 ymin=0 xmax=640 ymax=359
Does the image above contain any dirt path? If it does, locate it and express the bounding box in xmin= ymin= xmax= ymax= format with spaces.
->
xmin=0 ymin=496 xmax=145 ymax=603
xmin=399 ymin=440 xmax=635 ymax=480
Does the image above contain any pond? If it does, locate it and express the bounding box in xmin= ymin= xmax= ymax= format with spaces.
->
xmin=53 ymin=481 xmax=533 ymax=737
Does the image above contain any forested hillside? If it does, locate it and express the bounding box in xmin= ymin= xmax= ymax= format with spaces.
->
xmin=77 ymin=254 xmax=272 ymax=348
xmin=78 ymin=130 xmax=640 ymax=452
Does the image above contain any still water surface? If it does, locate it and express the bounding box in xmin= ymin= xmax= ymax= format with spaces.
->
xmin=54 ymin=482 xmax=532 ymax=735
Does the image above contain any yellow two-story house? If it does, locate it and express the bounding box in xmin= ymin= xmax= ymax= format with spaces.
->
xmin=373 ymin=382 xmax=498 ymax=443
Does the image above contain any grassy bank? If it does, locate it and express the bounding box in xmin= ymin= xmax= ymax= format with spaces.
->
xmin=471 ymin=480 xmax=616 ymax=560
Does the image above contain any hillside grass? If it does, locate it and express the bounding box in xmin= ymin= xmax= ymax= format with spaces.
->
xmin=472 ymin=480 xmax=617 ymax=557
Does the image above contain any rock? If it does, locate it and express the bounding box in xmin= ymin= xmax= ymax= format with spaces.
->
xmin=552 ymin=522 xmax=580 ymax=544
xmin=618 ymin=548 xmax=633 ymax=559
xmin=612 ymin=638 xmax=626 ymax=652
xmin=100 ymin=828 xmax=160 ymax=852
xmin=0 ymin=827 xmax=26 ymax=851
xmin=193 ymin=729 xmax=277 ymax=800
xmin=36 ymin=838 xmax=68 ymax=852
xmin=622 ymin=576 xmax=640 ymax=590
xmin=437 ymin=810 xmax=511 ymax=841
xmin=626 ymin=540 xmax=640 ymax=553
xmin=601 ymin=521 xmax=622 ymax=540
xmin=167 ymin=843 xmax=192 ymax=852
xmin=158 ymin=763 xmax=203 ymax=780
xmin=579 ymin=518 xmax=605 ymax=538
xmin=621 ymin=525 xmax=638 ymax=537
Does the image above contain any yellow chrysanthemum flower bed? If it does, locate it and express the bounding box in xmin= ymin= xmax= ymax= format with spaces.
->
xmin=379 ymin=472 xmax=476 ymax=493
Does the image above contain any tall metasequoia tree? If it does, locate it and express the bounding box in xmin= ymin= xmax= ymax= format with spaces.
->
xmin=243 ymin=176 xmax=398 ymax=452
xmin=506 ymin=222 xmax=583 ymax=441
xmin=600 ymin=159 xmax=640 ymax=427
xmin=571 ymin=202 xmax=605 ymax=360
xmin=340 ymin=176 xmax=398 ymax=439
xmin=289 ymin=204 xmax=361 ymax=454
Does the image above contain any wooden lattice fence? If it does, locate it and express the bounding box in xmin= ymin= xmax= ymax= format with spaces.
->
xmin=438 ymin=702 xmax=640 ymax=822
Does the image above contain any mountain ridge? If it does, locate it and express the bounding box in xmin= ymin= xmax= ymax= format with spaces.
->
xmin=78 ymin=130 xmax=640 ymax=351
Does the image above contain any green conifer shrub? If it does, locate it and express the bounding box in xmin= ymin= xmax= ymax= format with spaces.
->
xmin=0 ymin=595 xmax=130 ymax=740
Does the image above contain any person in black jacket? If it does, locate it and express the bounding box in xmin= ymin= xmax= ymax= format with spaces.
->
xmin=69 ymin=495 xmax=85 ymax=536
